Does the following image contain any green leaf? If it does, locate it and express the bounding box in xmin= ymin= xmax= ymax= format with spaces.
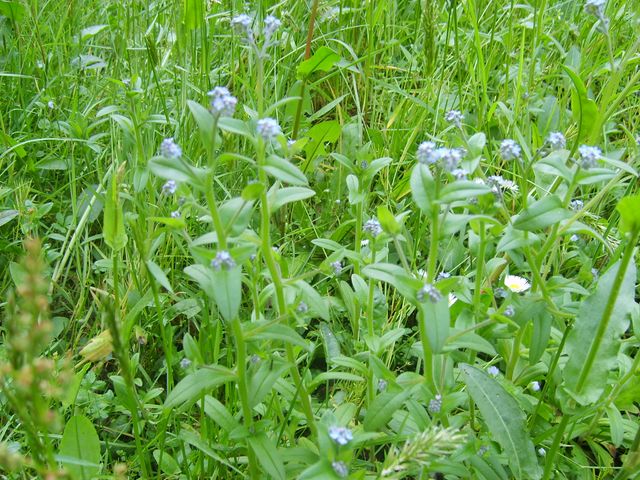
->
xmin=527 ymin=301 xmax=552 ymax=364
xmin=80 ymin=24 xmax=108 ymax=40
xmin=0 ymin=1 xmax=27 ymax=21
xmin=616 ymin=195 xmax=640 ymax=234
xmin=296 ymin=280 xmax=330 ymax=320
xmin=182 ymin=0 xmax=202 ymax=29
xmin=467 ymin=132 xmax=486 ymax=157
xmin=534 ymin=150 xmax=572 ymax=182
xmin=576 ymin=167 xmax=616 ymax=185
xmin=562 ymin=259 xmax=636 ymax=405
xmin=148 ymin=155 xmax=206 ymax=190
xmin=244 ymin=322 xmax=310 ymax=350
xmin=58 ymin=415 xmax=101 ymax=480
xmin=270 ymin=186 xmax=316 ymax=211
xmin=362 ymin=156 xmax=393 ymax=183
xmin=460 ymin=364 xmax=541 ymax=479
xmin=304 ymin=120 xmax=341 ymax=160
xmin=146 ymin=260 xmax=173 ymax=293
xmin=179 ymin=429 xmax=244 ymax=475
xmin=308 ymin=371 xmax=364 ymax=390
xmin=362 ymin=263 xmax=419 ymax=299
xmin=249 ymin=358 xmax=289 ymax=407
xmin=148 ymin=216 xmax=186 ymax=229
xmin=0 ymin=209 xmax=19 ymax=227
xmin=203 ymin=395 xmax=240 ymax=433
xmin=184 ymin=264 xmax=242 ymax=323
xmin=410 ymin=164 xmax=436 ymax=214
xmin=153 ymin=450 xmax=180 ymax=476
xmin=606 ymin=405 xmax=624 ymax=447
xmin=247 ymin=433 xmax=286 ymax=480
xmin=439 ymin=180 xmax=491 ymax=204
xmin=264 ymin=155 xmax=308 ymax=186
xmin=563 ymin=66 xmax=598 ymax=143
xmin=320 ymin=322 xmax=341 ymax=359
xmin=187 ymin=100 xmax=214 ymax=150
xmin=419 ymin=295 xmax=450 ymax=354
xmin=297 ymin=46 xmax=341 ymax=79
xmin=242 ymin=182 xmax=265 ymax=201
xmin=512 ymin=195 xmax=570 ymax=231
xmin=377 ymin=205 xmax=401 ymax=235
xmin=218 ymin=196 xmax=255 ymax=236
xmin=218 ymin=117 xmax=253 ymax=139
xmin=363 ymin=387 xmax=413 ymax=431
xmin=164 ymin=365 xmax=235 ymax=410
xmin=103 ymin=176 xmax=127 ymax=251
xmin=346 ymin=174 xmax=364 ymax=204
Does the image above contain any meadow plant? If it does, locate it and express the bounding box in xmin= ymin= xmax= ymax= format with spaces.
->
xmin=1 ymin=1 xmax=640 ymax=479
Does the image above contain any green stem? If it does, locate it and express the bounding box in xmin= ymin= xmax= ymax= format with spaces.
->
xmin=473 ymin=221 xmax=486 ymax=313
xmin=426 ymin=206 xmax=439 ymax=282
xmin=110 ymin=252 xmax=150 ymax=478
xmin=613 ymin=422 xmax=640 ymax=480
xmin=529 ymin=320 xmax=574 ymax=430
xmin=257 ymin=140 xmax=317 ymax=438
xmin=418 ymin=308 xmax=435 ymax=391
xmin=393 ymin=237 xmax=411 ymax=273
xmin=230 ymin=316 xmax=259 ymax=479
xmin=542 ymin=415 xmax=571 ymax=480
xmin=206 ymin=117 xmax=227 ymax=250
xmin=354 ymin=201 xmax=364 ymax=275
xmin=506 ymin=325 xmax=524 ymax=381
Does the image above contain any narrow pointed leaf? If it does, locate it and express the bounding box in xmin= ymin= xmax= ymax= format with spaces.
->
xmin=460 ymin=364 xmax=541 ymax=479
xmin=562 ymin=259 xmax=636 ymax=405
xmin=59 ymin=415 xmax=101 ymax=480
xmin=103 ymin=176 xmax=127 ymax=251
xmin=164 ymin=365 xmax=235 ymax=410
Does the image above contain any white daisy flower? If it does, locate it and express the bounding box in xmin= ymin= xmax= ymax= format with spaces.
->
xmin=504 ymin=274 xmax=531 ymax=293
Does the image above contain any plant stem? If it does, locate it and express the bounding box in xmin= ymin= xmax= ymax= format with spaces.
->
xmin=206 ymin=117 xmax=227 ymax=250
xmin=109 ymin=251 xmax=150 ymax=478
xmin=418 ymin=307 xmax=435 ymax=391
xmin=257 ymin=140 xmax=317 ymax=438
xmin=473 ymin=220 xmax=486 ymax=314
xmin=292 ymin=0 xmax=319 ymax=139
xmin=230 ymin=316 xmax=259 ymax=479
xmin=542 ymin=414 xmax=571 ymax=480
xmin=426 ymin=206 xmax=439 ymax=282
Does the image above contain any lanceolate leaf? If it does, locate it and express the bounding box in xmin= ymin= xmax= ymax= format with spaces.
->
xmin=164 ymin=365 xmax=235 ymax=410
xmin=103 ymin=175 xmax=127 ymax=251
xmin=512 ymin=194 xmax=569 ymax=231
xmin=184 ymin=264 xmax=242 ymax=323
xmin=247 ymin=433 xmax=286 ymax=480
xmin=410 ymin=164 xmax=436 ymax=214
xmin=363 ymin=387 xmax=413 ymax=431
xmin=561 ymin=259 xmax=637 ymax=405
xmin=419 ymin=295 xmax=450 ymax=354
xmin=460 ymin=364 xmax=541 ymax=479
xmin=58 ymin=415 xmax=101 ymax=480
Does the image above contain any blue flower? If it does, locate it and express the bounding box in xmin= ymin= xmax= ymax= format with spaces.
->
xmin=256 ymin=118 xmax=282 ymax=140
xmin=500 ymin=139 xmax=521 ymax=161
xmin=328 ymin=426 xmax=353 ymax=446
xmin=211 ymin=251 xmax=236 ymax=270
xmin=160 ymin=138 xmax=182 ymax=159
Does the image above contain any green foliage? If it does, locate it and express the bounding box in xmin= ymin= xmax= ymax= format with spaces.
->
xmin=58 ymin=416 xmax=102 ymax=480
xmin=1 ymin=0 xmax=639 ymax=479
xmin=460 ymin=365 xmax=541 ymax=479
